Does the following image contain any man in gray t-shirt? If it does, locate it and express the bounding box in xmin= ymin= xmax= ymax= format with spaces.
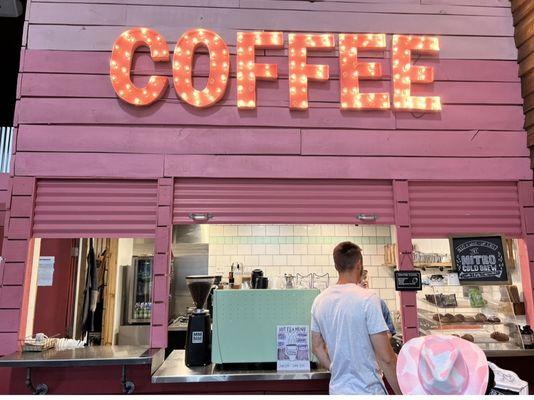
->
xmin=311 ymin=242 xmax=400 ymax=395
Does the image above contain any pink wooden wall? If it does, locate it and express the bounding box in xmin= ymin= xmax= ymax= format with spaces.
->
xmin=1 ymin=0 xmax=533 ymax=358
xmin=10 ymin=0 xmax=531 ymax=182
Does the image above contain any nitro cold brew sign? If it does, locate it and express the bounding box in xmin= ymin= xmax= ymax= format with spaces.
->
xmin=450 ymin=235 xmax=511 ymax=285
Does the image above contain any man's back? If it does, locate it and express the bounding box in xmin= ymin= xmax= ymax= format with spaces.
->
xmin=311 ymin=283 xmax=388 ymax=395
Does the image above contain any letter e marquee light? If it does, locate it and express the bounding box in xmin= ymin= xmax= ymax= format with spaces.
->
xmin=110 ymin=28 xmax=169 ymax=106
xmin=339 ymin=33 xmax=390 ymax=110
xmin=392 ymin=34 xmax=441 ymax=111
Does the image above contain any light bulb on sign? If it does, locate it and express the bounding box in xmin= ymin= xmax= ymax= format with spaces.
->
xmin=391 ymin=34 xmax=441 ymax=111
xmin=173 ymin=28 xmax=230 ymax=108
xmin=109 ymin=27 xmax=169 ymax=106
xmin=288 ymin=33 xmax=334 ymax=110
xmin=236 ymin=31 xmax=283 ymax=109
xmin=338 ymin=33 xmax=389 ymax=110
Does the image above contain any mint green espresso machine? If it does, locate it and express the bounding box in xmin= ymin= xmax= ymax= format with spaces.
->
xmin=211 ymin=289 xmax=320 ymax=364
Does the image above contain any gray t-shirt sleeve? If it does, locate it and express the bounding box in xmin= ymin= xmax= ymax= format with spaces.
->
xmin=365 ymin=294 xmax=389 ymax=335
xmin=311 ymin=299 xmax=321 ymax=333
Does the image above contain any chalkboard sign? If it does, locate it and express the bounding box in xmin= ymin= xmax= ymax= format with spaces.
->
xmin=450 ymin=235 xmax=511 ymax=285
xmin=394 ymin=270 xmax=422 ymax=291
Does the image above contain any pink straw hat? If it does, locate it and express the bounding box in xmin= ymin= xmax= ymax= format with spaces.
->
xmin=397 ymin=334 xmax=489 ymax=395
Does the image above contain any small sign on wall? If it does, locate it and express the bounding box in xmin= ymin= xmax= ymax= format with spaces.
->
xmin=277 ymin=325 xmax=310 ymax=372
xmin=450 ymin=235 xmax=510 ymax=285
xmin=394 ymin=270 xmax=422 ymax=291
xmin=37 ymin=256 xmax=55 ymax=286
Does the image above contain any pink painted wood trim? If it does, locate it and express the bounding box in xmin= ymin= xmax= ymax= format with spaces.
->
xmin=518 ymin=181 xmax=534 ymax=207
xmin=518 ymin=239 xmax=534 ymax=326
xmin=423 ymin=0 xmax=509 ymax=6
xmin=394 ymin=105 xmax=525 ymax=130
xmin=21 ymin=50 xmax=521 ymax=82
xmin=28 ymin=2 xmax=513 ymax=36
xmin=15 ymin=153 xmax=164 ymax=179
xmin=18 ymin=73 xmax=524 ymax=106
xmin=16 ymin=126 xmax=529 ymax=158
xmin=150 ymin=178 xmax=174 ymax=349
xmin=0 ymin=175 xmax=10 ymax=192
xmin=17 ymin=98 xmax=397 ymax=129
xmin=301 ymin=130 xmax=529 ymax=157
xmin=34 ymin=0 xmax=238 ymax=5
xmin=163 ymin=155 xmax=532 ymax=181
xmin=240 ymin=0 xmax=512 ymax=16
xmin=17 ymin=126 xmax=301 ymax=156
xmin=25 ymin=25 xmax=518 ymax=60
xmin=16 ymin=98 xmax=525 ymax=131
xmin=393 ymin=180 xmax=419 ymax=341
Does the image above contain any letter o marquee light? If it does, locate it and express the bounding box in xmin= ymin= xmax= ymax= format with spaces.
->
xmin=110 ymin=28 xmax=169 ymax=106
xmin=173 ymin=29 xmax=230 ymax=108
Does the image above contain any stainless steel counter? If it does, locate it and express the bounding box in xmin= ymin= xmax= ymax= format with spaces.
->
xmin=152 ymin=350 xmax=330 ymax=383
xmin=0 ymin=345 xmax=158 ymax=368
xmin=485 ymin=349 xmax=534 ymax=358
xmin=0 ymin=345 xmax=165 ymax=394
xmin=168 ymin=321 xmax=188 ymax=332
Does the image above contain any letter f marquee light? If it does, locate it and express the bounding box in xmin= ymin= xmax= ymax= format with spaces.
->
xmin=110 ymin=28 xmax=441 ymax=112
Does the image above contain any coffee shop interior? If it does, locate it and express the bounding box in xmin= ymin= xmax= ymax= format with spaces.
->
xmin=26 ymin=223 xmax=530 ymax=356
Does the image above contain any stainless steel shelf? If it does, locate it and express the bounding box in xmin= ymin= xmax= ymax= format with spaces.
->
xmin=0 ymin=345 xmax=156 ymax=368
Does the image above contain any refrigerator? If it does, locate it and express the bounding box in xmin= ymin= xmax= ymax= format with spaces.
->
xmin=127 ymin=256 xmax=153 ymax=324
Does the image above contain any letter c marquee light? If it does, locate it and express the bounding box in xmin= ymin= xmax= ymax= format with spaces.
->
xmin=173 ymin=28 xmax=230 ymax=108
xmin=109 ymin=28 xmax=169 ymax=106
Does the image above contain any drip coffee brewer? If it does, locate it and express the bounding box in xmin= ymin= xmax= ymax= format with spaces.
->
xmin=185 ymin=275 xmax=215 ymax=367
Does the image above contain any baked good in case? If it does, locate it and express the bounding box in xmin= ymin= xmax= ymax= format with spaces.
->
xmin=475 ymin=313 xmax=488 ymax=322
xmin=455 ymin=314 xmax=466 ymax=322
xmin=461 ymin=334 xmax=475 ymax=342
xmin=488 ymin=316 xmax=501 ymax=323
xmin=441 ymin=313 xmax=455 ymax=323
xmin=490 ymin=331 xmax=509 ymax=342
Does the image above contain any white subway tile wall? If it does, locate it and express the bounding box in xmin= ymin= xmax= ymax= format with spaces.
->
xmin=207 ymin=224 xmax=397 ymax=311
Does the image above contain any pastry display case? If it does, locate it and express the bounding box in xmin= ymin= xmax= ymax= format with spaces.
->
xmin=418 ymin=284 xmax=524 ymax=351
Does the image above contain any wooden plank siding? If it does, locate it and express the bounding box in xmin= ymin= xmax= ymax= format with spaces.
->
xmin=512 ymin=0 xmax=534 ymax=165
xmin=15 ymin=0 xmax=529 ymax=182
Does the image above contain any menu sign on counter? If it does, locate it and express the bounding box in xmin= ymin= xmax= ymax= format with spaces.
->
xmin=277 ymin=325 xmax=310 ymax=372
xmin=450 ymin=235 xmax=511 ymax=285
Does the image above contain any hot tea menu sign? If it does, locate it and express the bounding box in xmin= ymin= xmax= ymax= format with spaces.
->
xmin=277 ymin=325 xmax=310 ymax=372
xmin=450 ymin=235 xmax=511 ymax=285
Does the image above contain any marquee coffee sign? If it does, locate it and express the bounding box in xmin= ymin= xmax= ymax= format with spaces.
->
xmin=109 ymin=28 xmax=441 ymax=111
xmin=450 ymin=235 xmax=511 ymax=285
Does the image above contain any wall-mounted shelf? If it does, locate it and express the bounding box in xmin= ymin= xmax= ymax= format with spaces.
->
xmin=384 ymin=262 xmax=451 ymax=270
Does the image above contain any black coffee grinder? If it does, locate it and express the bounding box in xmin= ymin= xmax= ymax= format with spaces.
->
xmin=185 ymin=275 xmax=215 ymax=367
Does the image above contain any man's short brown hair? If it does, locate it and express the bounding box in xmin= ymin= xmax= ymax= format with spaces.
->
xmin=333 ymin=241 xmax=362 ymax=272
